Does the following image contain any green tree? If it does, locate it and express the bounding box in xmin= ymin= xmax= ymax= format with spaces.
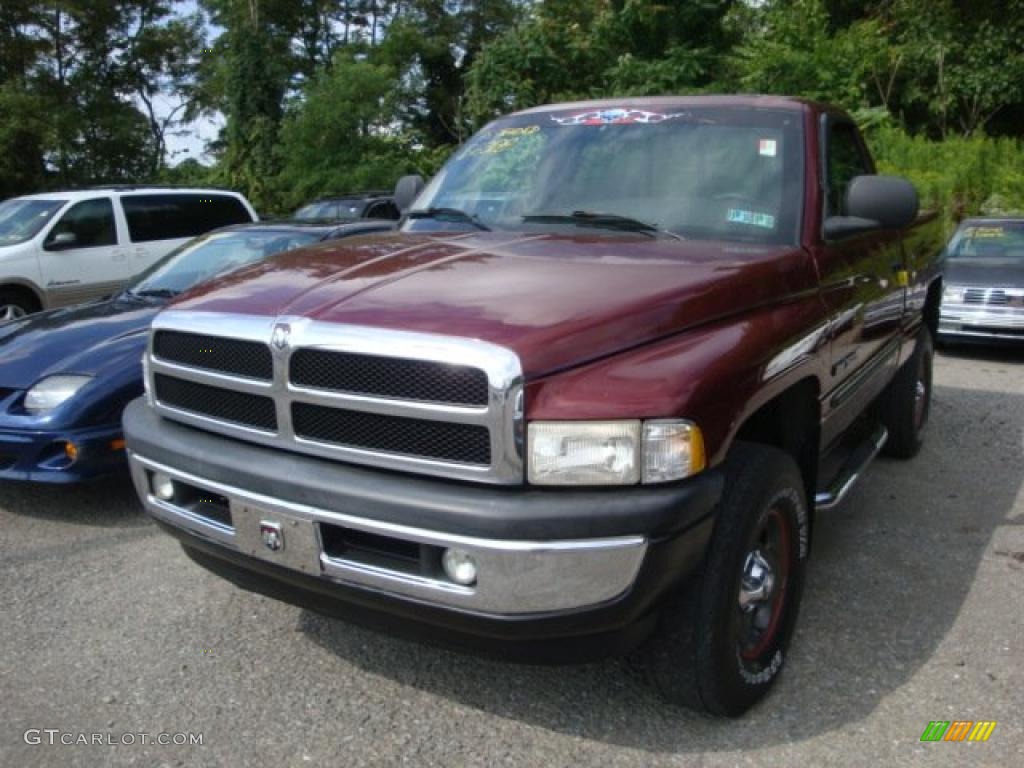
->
xmin=466 ymin=0 xmax=735 ymax=124
xmin=276 ymin=53 xmax=411 ymax=208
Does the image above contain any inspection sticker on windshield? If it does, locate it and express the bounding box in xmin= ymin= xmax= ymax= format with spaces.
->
xmin=728 ymin=209 xmax=776 ymax=229
xmin=964 ymin=226 xmax=1005 ymax=238
xmin=758 ymin=139 xmax=778 ymax=156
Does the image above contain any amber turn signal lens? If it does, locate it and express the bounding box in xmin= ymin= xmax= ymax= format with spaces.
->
xmin=64 ymin=442 xmax=79 ymax=462
xmin=110 ymin=438 xmax=126 ymax=451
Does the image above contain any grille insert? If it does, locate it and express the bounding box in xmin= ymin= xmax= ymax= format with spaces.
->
xmin=154 ymin=374 xmax=277 ymax=432
xmin=292 ymin=402 xmax=491 ymax=465
xmin=153 ymin=331 xmax=273 ymax=380
xmin=963 ymin=288 xmax=1010 ymax=306
xmin=290 ymin=349 xmax=489 ymax=406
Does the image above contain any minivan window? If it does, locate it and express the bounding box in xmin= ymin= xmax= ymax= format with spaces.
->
xmin=122 ymin=194 xmax=251 ymax=243
xmin=0 ymin=199 xmax=67 ymax=246
xmin=45 ymin=198 xmax=117 ymax=248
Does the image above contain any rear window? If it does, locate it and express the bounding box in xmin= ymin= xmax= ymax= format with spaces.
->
xmin=122 ymin=194 xmax=252 ymax=243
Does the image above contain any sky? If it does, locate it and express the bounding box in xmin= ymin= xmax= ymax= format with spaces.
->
xmin=159 ymin=0 xmax=221 ymax=166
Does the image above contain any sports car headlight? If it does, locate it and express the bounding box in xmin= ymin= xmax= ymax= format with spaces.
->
xmin=24 ymin=375 xmax=93 ymax=413
xmin=527 ymin=419 xmax=705 ymax=486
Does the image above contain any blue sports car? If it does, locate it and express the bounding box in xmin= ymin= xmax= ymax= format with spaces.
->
xmin=0 ymin=219 xmax=393 ymax=483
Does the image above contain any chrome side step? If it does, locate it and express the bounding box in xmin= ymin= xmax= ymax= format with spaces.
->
xmin=815 ymin=424 xmax=888 ymax=510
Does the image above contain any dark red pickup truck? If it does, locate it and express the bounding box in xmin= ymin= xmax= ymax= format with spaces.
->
xmin=124 ymin=96 xmax=943 ymax=715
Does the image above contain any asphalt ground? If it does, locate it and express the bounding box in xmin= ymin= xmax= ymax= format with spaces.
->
xmin=1 ymin=345 xmax=1022 ymax=767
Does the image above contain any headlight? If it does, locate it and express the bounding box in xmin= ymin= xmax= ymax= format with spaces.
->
xmin=528 ymin=419 xmax=705 ymax=486
xmin=943 ymin=285 xmax=964 ymax=302
xmin=24 ymin=375 xmax=92 ymax=413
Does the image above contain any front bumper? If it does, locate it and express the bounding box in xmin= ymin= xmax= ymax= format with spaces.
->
xmin=0 ymin=422 xmax=126 ymax=483
xmin=124 ymin=399 xmax=721 ymax=653
xmin=939 ymin=302 xmax=1024 ymax=341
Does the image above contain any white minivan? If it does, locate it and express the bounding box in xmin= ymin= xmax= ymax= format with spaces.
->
xmin=0 ymin=187 xmax=257 ymax=321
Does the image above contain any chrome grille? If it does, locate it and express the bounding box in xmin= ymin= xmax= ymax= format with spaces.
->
xmin=154 ymin=374 xmax=277 ymax=432
xmin=963 ymin=288 xmax=1010 ymax=306
xmin=146 ymin=312 xmax=524 ymax=484
xmin=289 ymin=348 xmax=489 ymax=406
xmin=153 ymin=330 xmax=273 ymax=380
xmin=292 ymin=403 xmax=491 ymax=465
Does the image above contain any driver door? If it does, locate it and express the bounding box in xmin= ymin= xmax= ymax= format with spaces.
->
xmin=38 ymin=197 xmax=129 ymax=306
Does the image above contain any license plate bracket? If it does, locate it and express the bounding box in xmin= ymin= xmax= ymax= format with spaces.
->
xmin=231 ymin=502 xmax=322 ymax=576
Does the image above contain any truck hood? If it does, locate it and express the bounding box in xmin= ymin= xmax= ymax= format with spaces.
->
xmin=171 ymin=233 xmax=817 ymax=377
xmin=943 ymin=257 xmax=1024 ymax=289
xmin=0 ymin=297 xmax=159 ymax=389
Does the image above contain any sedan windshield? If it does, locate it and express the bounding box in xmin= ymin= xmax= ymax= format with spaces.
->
xmin=293 ymin=199 xmax=364 ymax=220
xmin=407 ymin=106 xmax=804 ymax=245
xmin=947 ymin=221 xmax=1024 ymax=259
xmin=129 ymin=229 xmax=322 ymax=297
xmin=0 ymin=198 xmax=67 ymax=246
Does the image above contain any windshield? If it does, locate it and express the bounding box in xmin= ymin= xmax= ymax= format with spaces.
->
xmin=129 ymin=229 xmax=322 ymax=296
xmin=0 ymin=198 xmax=67 ymax=246
xmin=407 ymin=106 xmax=804 ymax=245
xmin=947 ymin=221 xmax=1024 ymax=259
xmin=294 ymin=199 xmax=364 ymax=220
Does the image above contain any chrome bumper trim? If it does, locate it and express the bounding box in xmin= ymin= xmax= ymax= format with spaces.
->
xmin=129 ymin=452 xmax=648 ymax=615
xmin=940 ymin=303 xmax=1024 ymax=328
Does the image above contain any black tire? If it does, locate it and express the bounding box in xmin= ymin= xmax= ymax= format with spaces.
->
xmin=876 ymin=326 xmax=933 ymax=459
xmin=644 ymin=443 xmax=810 ymax=716
xmin=0 ymin=287 xmax=39 ymax=323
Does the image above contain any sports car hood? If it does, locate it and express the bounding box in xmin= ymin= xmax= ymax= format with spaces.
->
xmin=170 ymin=233 xmax=817 ymax=378
xmin=0 ymin=298 xmax=159 ymax=389
xmin=944 ymin=257 xmax=1024 ymax=288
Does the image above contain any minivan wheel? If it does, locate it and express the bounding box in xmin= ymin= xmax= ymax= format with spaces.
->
xmin=0 ymin=288 xmax=37 ymax=323
xmin=644 ymin=443 xmax=809 ymax=716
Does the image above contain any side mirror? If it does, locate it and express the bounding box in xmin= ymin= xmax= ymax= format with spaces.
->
xmin=825 ymin=174 xmax=919 ymax=240
xmin=46 ymin=231 xmax=78 ymax=250
xmin=394 ymin=175 xmax=425 ymax=213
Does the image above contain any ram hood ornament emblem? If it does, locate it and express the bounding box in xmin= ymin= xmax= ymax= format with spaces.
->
xmin=271 ymin=323 xmax=291 ymax=351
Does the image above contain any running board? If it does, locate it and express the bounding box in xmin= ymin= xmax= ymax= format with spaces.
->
xmin=815 ymin=425 xmax=888 ymax=510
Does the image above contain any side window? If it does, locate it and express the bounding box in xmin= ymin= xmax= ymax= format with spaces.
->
xmin=123 ymin=194 xmax=252 ymax=242
xmin=45 ymin=198 xmax=117 ymax=249
xmin=826 ymin=123 xmax=871 ymax=217
xmin=366 ymin=202 xmax=399 ymax=220
xmin=203 ymin=195 xmax=252 ymax=228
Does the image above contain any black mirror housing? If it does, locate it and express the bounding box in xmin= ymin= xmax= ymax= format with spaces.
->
xmin=845 ymin=174 xmax=919 ymax=230
xmin=394 ymin=175 xmax=425 ymax=213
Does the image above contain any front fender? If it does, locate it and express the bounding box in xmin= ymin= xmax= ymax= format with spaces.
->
xmin=525 ymin=295 xmax=830 ymax=467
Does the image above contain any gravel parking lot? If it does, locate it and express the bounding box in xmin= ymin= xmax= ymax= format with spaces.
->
xmin=2 ymin=348 xmax=1022 ymax=768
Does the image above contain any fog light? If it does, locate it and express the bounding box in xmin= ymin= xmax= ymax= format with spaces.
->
xmin=152 ymin=472 xmax=175 ymax=501
xmin=64 ymin=442 xmax=79 ymax=463
xmin=442 ymin=548 xmax=478 ymax=586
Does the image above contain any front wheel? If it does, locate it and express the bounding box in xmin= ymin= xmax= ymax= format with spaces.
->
xmin=876 ymin=326 xmax=933 ymax=459
xmin=644 ymin=443 xmax=809 ymax=716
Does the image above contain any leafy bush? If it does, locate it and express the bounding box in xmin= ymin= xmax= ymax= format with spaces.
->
xmin=866 ymin=123 xmax=1024 ymax=230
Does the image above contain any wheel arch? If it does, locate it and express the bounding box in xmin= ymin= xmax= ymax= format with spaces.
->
xmin=730 ymin=377 xmax=822 ymax=521
xmin=0 ymin=280 xmax=44 ymax=312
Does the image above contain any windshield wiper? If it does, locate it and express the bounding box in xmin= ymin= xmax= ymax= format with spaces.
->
xmin=130 ymin=288 xmax=180 ymax=299
xmin=407 ymin=207 xmax=491 ymax=231
xmin=523 ymin=211 xmax=681 ymax=239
